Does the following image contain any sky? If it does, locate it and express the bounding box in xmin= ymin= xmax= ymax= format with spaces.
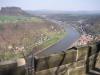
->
xmin=0 ymin=0 xmax=100 ymax=11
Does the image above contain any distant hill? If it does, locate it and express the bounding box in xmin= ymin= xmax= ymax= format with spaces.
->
xmin=0 ymin=7 xmax=32 ymax=16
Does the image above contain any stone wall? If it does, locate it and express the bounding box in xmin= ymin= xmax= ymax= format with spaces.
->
xmin=34 ymin=42 xmax=100 ymax=75
xmin=0 ymin=42 xmax=100 ymax=75
xmin=0 ymin=58 xmax=26 ymax=75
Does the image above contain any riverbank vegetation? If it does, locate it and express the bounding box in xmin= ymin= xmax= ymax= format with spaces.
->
xmin=0 ymin=16 xmax=65 ymax=61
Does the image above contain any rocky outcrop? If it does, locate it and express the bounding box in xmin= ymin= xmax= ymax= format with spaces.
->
xmin=0 ymin=7 xmax=31 ymax=16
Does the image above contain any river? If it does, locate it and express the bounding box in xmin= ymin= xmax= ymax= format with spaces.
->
xmin=35 ymin=24 xmax=80 ymax=57
xmin=27 ymin=20 xmax=80 ymax=67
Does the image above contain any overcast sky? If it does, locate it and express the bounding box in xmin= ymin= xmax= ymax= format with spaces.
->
xmin=0 ymin=0 xmax=100 ymax=11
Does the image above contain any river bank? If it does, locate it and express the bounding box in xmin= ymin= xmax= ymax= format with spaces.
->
xmin=35 ymin=25 xmax=80 ymax=57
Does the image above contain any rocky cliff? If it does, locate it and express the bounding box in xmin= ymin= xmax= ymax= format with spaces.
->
xmin=0 ymin=7 xmax=31 ymax=16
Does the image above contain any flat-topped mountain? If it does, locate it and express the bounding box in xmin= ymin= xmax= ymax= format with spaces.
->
xmin=0 ymin=7 xmax=31 ymax=16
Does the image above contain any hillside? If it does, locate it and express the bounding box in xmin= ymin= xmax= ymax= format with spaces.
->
xmin=82 ymin=15 xmax=100 ymax=34
xmin=43 ymin=13 xmax=100 ymax=35
xmin=0 ymin=17 xmax=65 ymax=61
xmin=0 ymin=7 xmax=65 ymax=61
xmin=0 ymin=7 xmax=31 ymax=16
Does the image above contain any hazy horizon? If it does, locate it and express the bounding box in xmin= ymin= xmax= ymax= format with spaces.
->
xmin=0 ymin=0 xmax=100 ymax=11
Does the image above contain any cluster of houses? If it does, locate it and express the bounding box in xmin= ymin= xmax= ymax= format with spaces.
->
xmin=72 ymin=34 xmax=100 ymax=46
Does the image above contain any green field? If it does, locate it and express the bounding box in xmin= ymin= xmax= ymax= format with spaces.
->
xmin=41 ymin=32 xmax=66 ymax=49
xmin=0 ymin=16 xmax=26 ymax=22
xmin=0 ymin=16 xmax=43 ymax=23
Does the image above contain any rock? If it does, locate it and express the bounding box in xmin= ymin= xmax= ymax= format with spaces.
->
xmin=0 ymin=7 xmax=31 ymax=16
xmin=17 ymin=58 xmax=26 ymax=67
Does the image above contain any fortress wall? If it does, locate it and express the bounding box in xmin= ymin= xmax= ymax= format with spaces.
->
xmin=0 ymin=58 xmax=26 ymax=75
xmin=0 ymin=42 xmax=100 ymax=75
xmin=34 ymin=42 xmax=100 ymax=75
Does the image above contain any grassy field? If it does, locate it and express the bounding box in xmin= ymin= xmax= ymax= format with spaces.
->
xmin=41 ymin=32 xmax=66 ymax=49
xmin=0 ymin=16 xmax=26 ymax=22
xmin=0 ymin=16 xmax=65 ymax=61
xmin=0 ymin=16 xmax=43 ymax=23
